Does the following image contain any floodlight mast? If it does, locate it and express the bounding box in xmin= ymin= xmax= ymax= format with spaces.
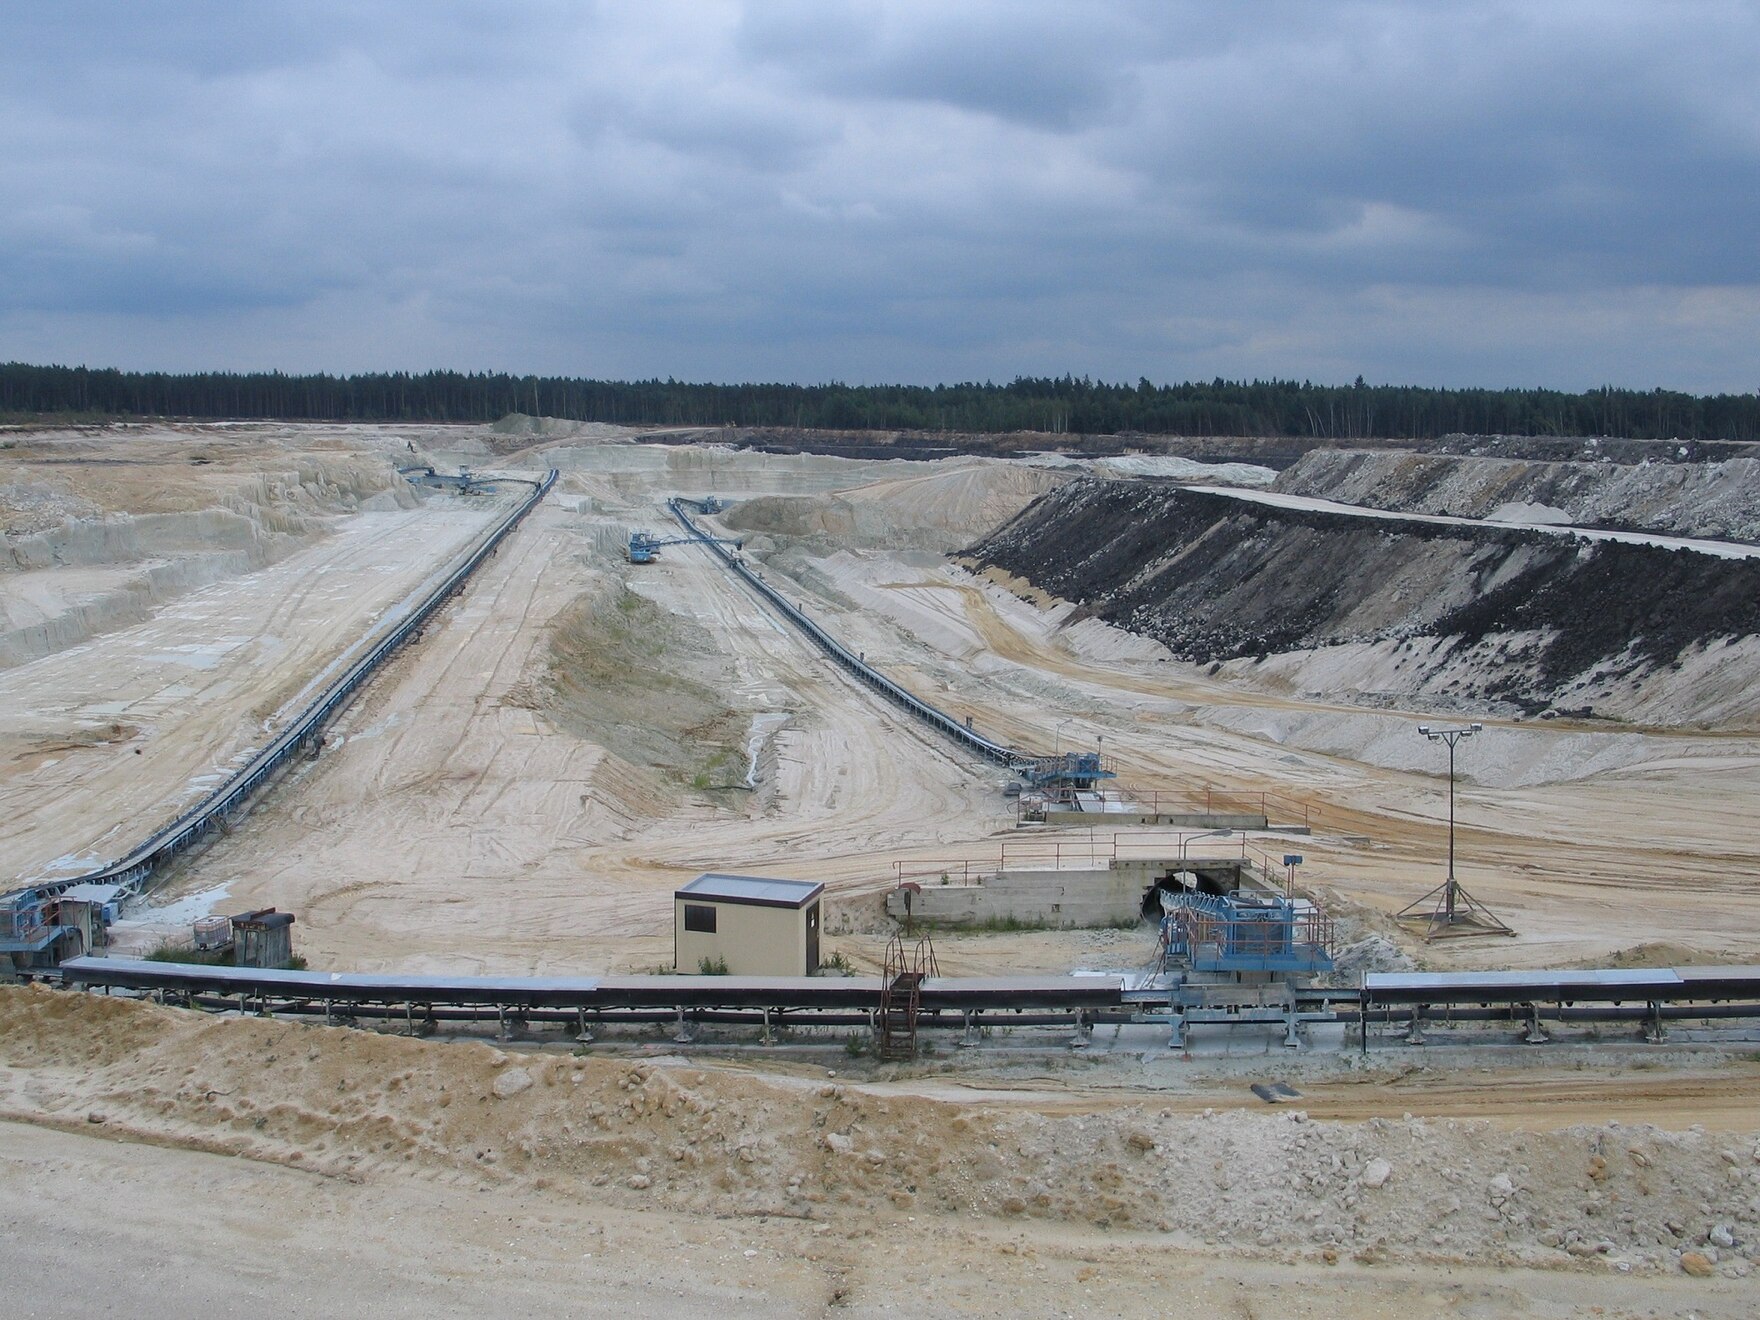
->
xmin=1396 ymin=722 xmax=1510 ymax=940
xmin=1419 ymin=722 xmax=1483 ymax=917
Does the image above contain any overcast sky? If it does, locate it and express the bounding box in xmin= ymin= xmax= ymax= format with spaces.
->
xmin=2 ymin=1 xmax=1757 ymax=391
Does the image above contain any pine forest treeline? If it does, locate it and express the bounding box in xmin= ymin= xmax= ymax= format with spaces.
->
xmin=4 ymin=361 xmax=1758 ymax=442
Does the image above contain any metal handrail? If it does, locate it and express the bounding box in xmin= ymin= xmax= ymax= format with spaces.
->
xmin=1052 ymin=783 xmax=1314 ymax=827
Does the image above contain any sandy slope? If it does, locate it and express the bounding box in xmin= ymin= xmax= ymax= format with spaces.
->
xmin=0 ymin=497 xmax=511 ymax=888
xmin=1275 ymin=446 xmax=1760 ymax=543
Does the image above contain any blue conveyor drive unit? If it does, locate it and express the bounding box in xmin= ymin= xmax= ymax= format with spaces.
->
xmin=626 ymin=527 xmax=742 ymax=563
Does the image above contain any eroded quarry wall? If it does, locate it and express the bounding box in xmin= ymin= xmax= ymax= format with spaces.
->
xmin=965 ymin=479 xmax=1760 ymax=726
xmin=1 ymin=450 xmax=418 ymax=667
xmin=1275 ymin=447 xmax=1760 ymax=542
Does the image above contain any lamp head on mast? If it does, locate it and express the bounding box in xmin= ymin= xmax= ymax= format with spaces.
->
xmin=1418 ymin=722 xmax=1481 ymax=743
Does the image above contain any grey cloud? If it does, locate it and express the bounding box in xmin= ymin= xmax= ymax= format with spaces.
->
xmin=738 ymin=0 xmax=1152 ymax=131
xmin=0 ymin=1 xmax=1756 ymax=391
xmin=571 ymin=80 xmax=840 ymax=173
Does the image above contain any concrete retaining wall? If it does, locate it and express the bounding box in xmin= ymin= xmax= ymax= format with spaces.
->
xmin=1036 ymin=810 xmax=1268 ymax=830
xmin=886 ymin=857 xmax=1259 ymax=929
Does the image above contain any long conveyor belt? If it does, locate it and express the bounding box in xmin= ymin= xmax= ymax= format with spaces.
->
xmin=3 ymin=470 xmax=558 ymax=910
xmin=666 ymin=497 xmax=1022 ymax=765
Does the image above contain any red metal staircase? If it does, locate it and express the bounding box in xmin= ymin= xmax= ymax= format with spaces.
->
xmin=877 ymin=932 xmax=938 ymax=1060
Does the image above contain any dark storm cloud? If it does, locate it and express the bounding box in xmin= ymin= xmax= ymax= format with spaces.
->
xmin=1 ymin=1 xmax=1756 ymax=390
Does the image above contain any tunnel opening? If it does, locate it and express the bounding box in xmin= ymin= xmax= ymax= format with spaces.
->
xmin=1141 ymin=863 xmax=1243 ymax=920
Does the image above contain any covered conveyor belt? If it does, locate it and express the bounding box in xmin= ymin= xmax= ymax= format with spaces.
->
xmin=665 ymin=498 xmax=1023 ymax=765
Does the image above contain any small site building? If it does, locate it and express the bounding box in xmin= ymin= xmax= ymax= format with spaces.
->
xmin=674 ymin=873 xmax=824 ymax=976
xmin=230 ymin=909 xmax=296 ymax=969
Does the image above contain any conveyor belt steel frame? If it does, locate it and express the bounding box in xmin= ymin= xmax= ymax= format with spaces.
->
xmin=60 ymin=958 xmax=1123 ymax=1019
xmin=665 ymin=499 xmax=1021 ymax=765
xmin=5 ymin=471 xmax=558 ymax=909
xmin=54 ymin=958 xmax=1760 ymax=1047
xmin=1358 ymin=966 xmax=1760 ymax=1049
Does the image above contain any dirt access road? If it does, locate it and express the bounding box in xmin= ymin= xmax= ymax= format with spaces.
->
xmin=18 ymin=1117 xmax=1748 ymax=1320
xmin=1184 ymin=482 xmax=1760 ymax=559
xmin=7 ymin=1118 xmax=1747 ymax=1320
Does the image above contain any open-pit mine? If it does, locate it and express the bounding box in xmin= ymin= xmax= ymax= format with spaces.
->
xmin=4 ymin=418 xmax=1759 ymax=1315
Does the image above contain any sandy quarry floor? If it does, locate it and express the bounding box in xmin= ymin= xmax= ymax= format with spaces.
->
xmin=7 ymin=422 xmax=1760 ymax=1310
xmin=124 ymin=426 xmax=1755 ymax=976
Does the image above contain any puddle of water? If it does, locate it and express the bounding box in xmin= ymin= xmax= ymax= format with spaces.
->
xmin=131 ymin=882 xmax=233 ymax=928
xmin=743 ymin=712 xmax=791 ymax=787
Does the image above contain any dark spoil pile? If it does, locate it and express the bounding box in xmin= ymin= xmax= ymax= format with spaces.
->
xmin=963 ymin=479 xmax=1760 ymax=712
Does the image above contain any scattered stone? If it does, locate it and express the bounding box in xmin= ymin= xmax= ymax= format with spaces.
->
xmin=1708 ymin=1224 xmax=1736 ymax=1249
xmin=1329 ymin=936 xmax=1415 ymax=978
xmin=626 ymin=1174 xmax=652 ymax=1191
xmin=1362 ymin=1158 xmax=1393 ymax=1189
xmin=492 ymin=1067 xmax=533 ymax=1099
xmin=1679 ymin=1251 xmax=1714 ymax=1277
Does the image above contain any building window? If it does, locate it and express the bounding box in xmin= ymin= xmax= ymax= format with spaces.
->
xmin=684 ymin=904 xmax=717 ymax=933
